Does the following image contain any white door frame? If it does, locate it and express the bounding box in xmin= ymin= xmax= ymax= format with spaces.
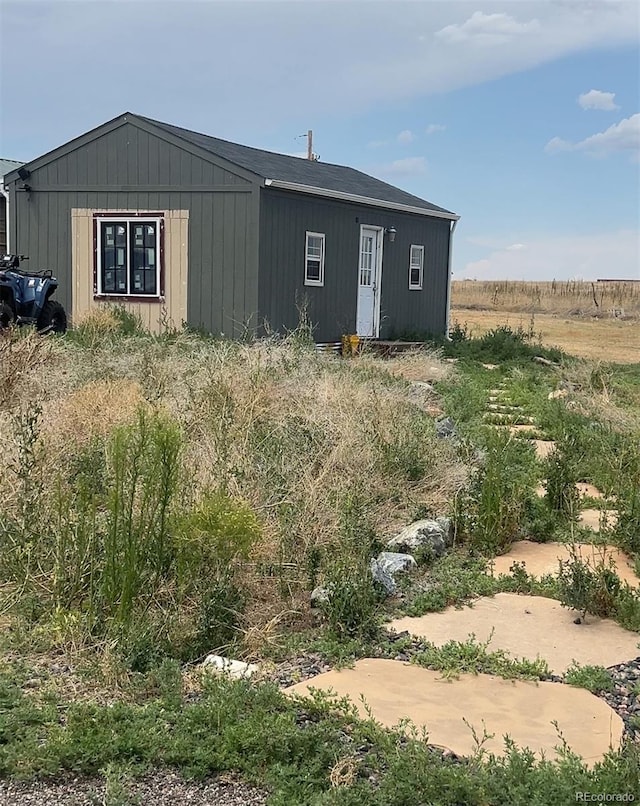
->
xmin=356 ymin=224 xmax=384 ymax=338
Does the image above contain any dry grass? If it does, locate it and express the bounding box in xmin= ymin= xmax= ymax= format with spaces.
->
xmin=0 ymin=330 xmax=465 ymax=645
xmin=452 ymin=280 xmax=640 ymax=319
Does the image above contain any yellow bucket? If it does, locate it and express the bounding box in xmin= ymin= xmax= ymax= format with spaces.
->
xmin=341 ymin=334 xmax=360 ymax=356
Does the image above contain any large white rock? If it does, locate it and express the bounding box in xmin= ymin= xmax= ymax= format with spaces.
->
xmin=203 ymin=654 xmax=258 ymax=678
xmin=387 ymin=518 xmax=452 ymax=556
xmin=370 ymin=552 xmax=417 ymax=596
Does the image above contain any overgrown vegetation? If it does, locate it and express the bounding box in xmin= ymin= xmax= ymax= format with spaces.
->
xmin=2 ymin=306 xmax=640 ymax=800
xmin=0 ymin=313 xmax=462 ymax=668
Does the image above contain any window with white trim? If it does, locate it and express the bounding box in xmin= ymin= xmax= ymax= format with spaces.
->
xmin=304 ymin=232 xmax=325 ymax=286
xmin=409 ymin=244 xmax=424 ymax=290
xmin=96 ymin=216 xmax=163 ymax=297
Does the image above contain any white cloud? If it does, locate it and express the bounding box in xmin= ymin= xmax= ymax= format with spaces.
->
xmin=4 ymin=1 xmax=640 ymax=156
xmin=545 ymin=113 xmax=640 ymax=158
xmin=377 ymin=156 xmax=427 ymax=177
xmin=397 ymin=129 xmax=415 ymax=144
xmin=544 ymin=136 xmax=573 ymax=153
xmin=435 ymin=12 xmax=540 ymax=45
xmin=578 ymin=89 xmax=619 ymax=110
xmin=505 ymin=243 xmax=527 ymax=251
xmin=426 ymin=123 xmax=446 ymax=135
xmin=459 ymin=230 xmax=640 ymax=281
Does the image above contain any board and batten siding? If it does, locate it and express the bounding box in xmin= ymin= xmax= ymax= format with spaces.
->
xmin=8 ymin=120 xmax=261 ymax=336
xmin=71 ymin=209 xmax=188 ymax=333
xmin=258 ymin=188 xmax=452 ymax=342
xmin=0 ymin=196 xmax=7 ymax=254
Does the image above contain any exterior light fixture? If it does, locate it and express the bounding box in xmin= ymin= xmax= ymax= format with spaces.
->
xmin=385 ymin=226 xmax=397 ymax=243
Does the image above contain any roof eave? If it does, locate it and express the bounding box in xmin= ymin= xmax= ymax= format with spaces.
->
xmin=264 ymin=178 xmax=459 ymax=221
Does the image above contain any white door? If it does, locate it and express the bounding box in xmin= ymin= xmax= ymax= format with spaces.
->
xmin=356 ymin=226 xmax=382 ymax=337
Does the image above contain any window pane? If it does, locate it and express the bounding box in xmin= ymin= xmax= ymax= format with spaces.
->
xmin=101 ymin=222 xmax=127 ymax=294
xmin=307 ymin=235 xmax=323 ymax=259
xmin=306 ymin=259 xmax=321 ymax=282
xmin=130 ymin=222 xmax=157 ymax=295
xmin=410 ymin=267 xmax=421 ymax=286
xmin=360 ymin=236 xmax=373 ymax=286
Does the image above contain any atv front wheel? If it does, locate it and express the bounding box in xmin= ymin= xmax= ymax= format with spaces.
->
xmin=0 ymin=303 xmax=14 ymax=329
xmin=37 ymin=300 xmax=67 ymax=334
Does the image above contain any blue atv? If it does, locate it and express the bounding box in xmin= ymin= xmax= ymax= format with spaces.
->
xmin=0 ymin=254 xmax=67 ymax=334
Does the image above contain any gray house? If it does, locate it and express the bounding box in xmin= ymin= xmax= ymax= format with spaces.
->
xmin=5 ymin=113 xmax=459 ymax=340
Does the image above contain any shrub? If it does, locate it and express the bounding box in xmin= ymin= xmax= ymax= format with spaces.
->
xmin=441 ymin=324 xmax=565 ymax=364
xmin=556 ymin=546 xmax=640 ymax=628
xmin=173 ymin=489 xmax=260 ymax=579
xmin=320 ymin=558 xmax=382 ymax=640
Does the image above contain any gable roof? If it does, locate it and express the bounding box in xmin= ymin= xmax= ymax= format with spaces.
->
xmin=138 ymin=115 xmax=457 ymax=220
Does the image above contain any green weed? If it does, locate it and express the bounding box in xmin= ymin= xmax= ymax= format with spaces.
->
xmin=412 ymin=634 xmax=551 ymax=680
xmin=564 ymin=662 xmax=614 ymax=694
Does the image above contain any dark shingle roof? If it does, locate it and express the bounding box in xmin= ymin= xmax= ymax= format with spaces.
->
xmin=138 ymin=115 xmax=454 ymax=216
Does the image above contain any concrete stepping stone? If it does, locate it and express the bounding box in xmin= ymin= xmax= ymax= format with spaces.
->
xmin=285 ymin=658 xmax=623 ymax=765
xmin=506 ymin=424 xmax=539 ymax=435
xmin=387 ymin=593 xmax=640 ymax=675
xmin=532 ymin=439 xmax=556 ymax=459
xmin=579 ymin=509 xmax=618 ymax=532
xmin=535 ymin=482 xmax=607 ymax=501
xmin=489 ymin=541 xmax=639 ymax=588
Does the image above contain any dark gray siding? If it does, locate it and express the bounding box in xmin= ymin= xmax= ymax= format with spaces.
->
xmin=0 ymin=196 xmax=6 ymax=253
xmin=258 ymin=189 xmax=452 ymax=341
xmin=7 ymin=121 xmax=260 ymax=334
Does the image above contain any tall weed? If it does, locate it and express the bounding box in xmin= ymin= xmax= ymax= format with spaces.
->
xmin=457 ymin=430 xmax=538 ymax=554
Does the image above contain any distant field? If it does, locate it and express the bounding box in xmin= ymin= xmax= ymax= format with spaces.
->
xmin=450 ymin=280 xmax=640 ymax=363
xmin=451 ymin=280 xmax=640 ymax=319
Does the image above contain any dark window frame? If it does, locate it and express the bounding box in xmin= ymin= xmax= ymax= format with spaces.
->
xmin=93 ymin=212 xmax=165 ymax=302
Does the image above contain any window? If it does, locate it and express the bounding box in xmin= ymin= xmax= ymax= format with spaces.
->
xmin=95 ymin=214 xmax=164 ymax=298
xmin=305 ymin=232 xmax=325 ymax=286
xmin=409 ymin=244 xmax=424 ymax=290
xmin=359 ymin=233 xmax=374 ymax=287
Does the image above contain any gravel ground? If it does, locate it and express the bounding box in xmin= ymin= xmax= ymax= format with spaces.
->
xmin=0 ymin=771 xmax=268 ymax=806
xmin=602 ymin=657 xmax=640 ymax=742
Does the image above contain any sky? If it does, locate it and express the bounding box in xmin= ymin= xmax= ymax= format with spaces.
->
xmin=1 ymin=0 xmax=639 ymax=281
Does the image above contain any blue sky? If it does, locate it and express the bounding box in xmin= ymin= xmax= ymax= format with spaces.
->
xmin=1 ymin=0 xmax=639 ymax=280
